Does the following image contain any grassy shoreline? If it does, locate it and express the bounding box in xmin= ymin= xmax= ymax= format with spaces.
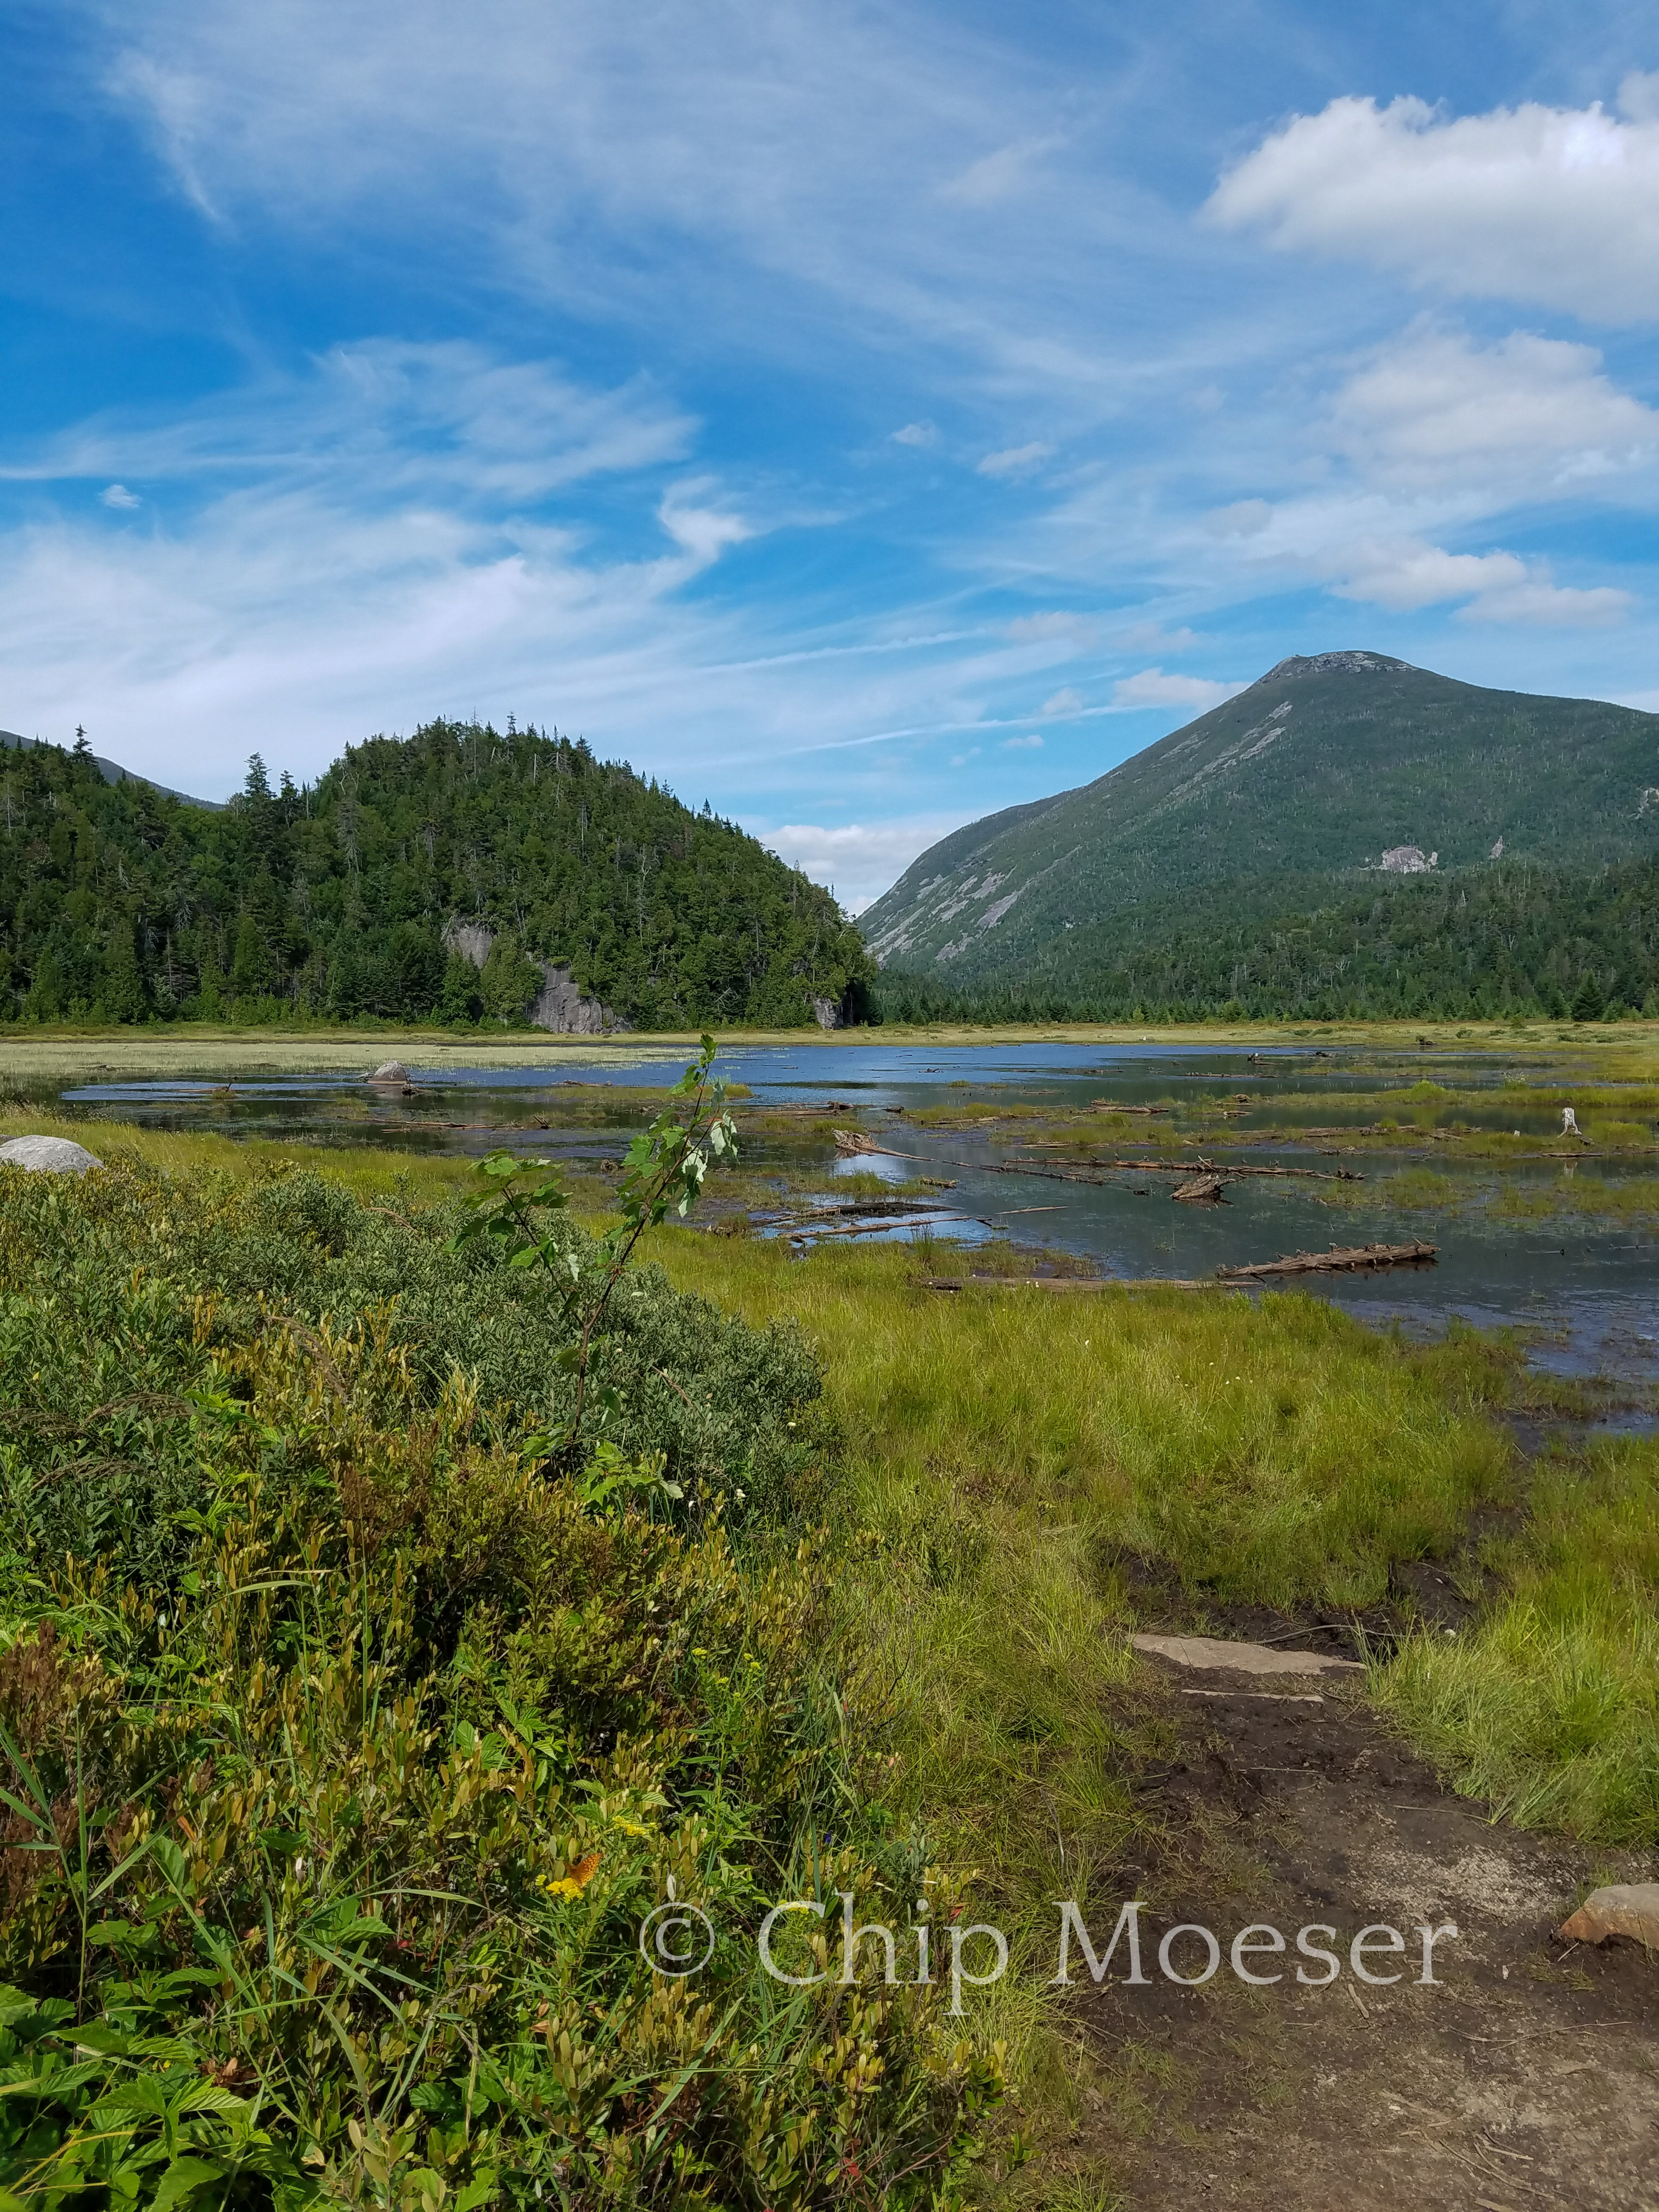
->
xmin=1 ymin=1013 xmax=1655 ymax=1082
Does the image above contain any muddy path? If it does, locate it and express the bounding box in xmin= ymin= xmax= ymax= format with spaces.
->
xmin=1060 ymin=1653 xmax=1657 ymax=2210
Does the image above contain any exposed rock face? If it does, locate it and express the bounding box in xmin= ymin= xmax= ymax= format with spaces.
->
xmin=1260 ymin=651 xmax=1409 ymax=682
xmin=1379 ymin=844 xmax=1437 ymax=874
xmin=0 ymin=1135 xmax=103 ymax=1175
xmin=811 ymin=996 xmax=843 ymax=1031
xmin=442 ymin=917 xmax=627 ymax=1032
xmin=442 ymin=918 xmax=496 ymax=969
xmin=529 ymin=964 xmax=629 ymax=1034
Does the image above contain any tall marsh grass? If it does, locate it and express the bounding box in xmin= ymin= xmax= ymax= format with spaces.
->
xmin=1378 ymin=1436 xmax=1659 ymax=1846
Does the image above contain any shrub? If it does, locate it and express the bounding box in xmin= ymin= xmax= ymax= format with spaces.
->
xmin=0 ymin=1162 xmax=1001 ymax=2208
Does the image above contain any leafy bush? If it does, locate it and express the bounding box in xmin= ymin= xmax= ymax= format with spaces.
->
xmin=0 ymin=1161 xmax=1001 ymax=2208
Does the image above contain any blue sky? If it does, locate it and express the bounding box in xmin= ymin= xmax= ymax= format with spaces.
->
xmin=3 ymin=3 xmax=1658 ymax=907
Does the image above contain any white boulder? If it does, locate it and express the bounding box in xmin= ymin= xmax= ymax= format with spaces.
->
xmin=0 ymin=1135 xmax=104 ymax=1175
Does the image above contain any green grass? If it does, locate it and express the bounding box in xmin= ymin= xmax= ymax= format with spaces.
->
xmin=1378 ymin=1435 xmax=1659 ymax=1846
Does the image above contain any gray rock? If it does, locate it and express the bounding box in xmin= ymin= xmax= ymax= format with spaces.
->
xmin=0 ymin=1134 xmax=103 ymax=1175
xmin=366 ymin=1060 xmax=414 ymax=1084
xmin=528 ymin=963 xmax=628 ymax=1034
xmin=1558 ymin=1883 xmax=1659 ymax=1949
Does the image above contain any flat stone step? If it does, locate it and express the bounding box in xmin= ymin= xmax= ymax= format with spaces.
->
xmin=1130 ymin=1631 xmax=1363 ymax=1676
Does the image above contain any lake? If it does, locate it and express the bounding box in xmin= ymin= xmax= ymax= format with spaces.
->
xmin=48 ymin=1035 xmax=1659 ymax=1389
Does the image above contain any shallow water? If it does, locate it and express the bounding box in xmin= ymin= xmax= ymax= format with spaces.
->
xmin=48 ymin=1038 xmax=1659 ymax=1389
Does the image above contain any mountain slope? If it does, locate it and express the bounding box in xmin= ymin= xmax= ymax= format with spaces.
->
xmin=1 ymin=722 xmax=873 ymax=1028
xmin=2 ymin=729 xmax=220 ymax=810
xmin=862 ymin=652 xmax=1659 ymax=991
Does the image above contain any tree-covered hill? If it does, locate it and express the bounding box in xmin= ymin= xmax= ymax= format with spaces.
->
xmin=0 ymin=721 xmax=874 ymax=1029
xmin=862 ymin=652 xmax=1659 ymax=990
xmin=872 ymin=853 xmax=1659 ymax=1024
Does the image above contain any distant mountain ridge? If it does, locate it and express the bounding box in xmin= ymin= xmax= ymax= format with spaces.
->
xmin=862 ymin=653 xmax=1659 ymax=992
xmin=1 ymin=730 xmax=220 ymax=811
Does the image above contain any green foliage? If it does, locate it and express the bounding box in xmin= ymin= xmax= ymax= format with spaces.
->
xmin=455 ymin=1037 xmax=740 ymax=1446
xmin=0 ymin=1161 xmax=1001 ymax=2208
xmin=0 ymin=727 xmax=872 ymax=1031
xmin=873 ymin=853 xmax=1659 ymax=1024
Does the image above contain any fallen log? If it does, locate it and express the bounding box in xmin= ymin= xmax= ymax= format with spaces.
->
xmin=1092 ymin=1099 xmax=1172 ymax=1114
xmin=834 ymin=1127 xmax=882 ymax=1154
xmin=1215 ymin=1240 xmax=1437 ymax=1281
xmin=995 ymin=1157 xmax=1363 ymax=1184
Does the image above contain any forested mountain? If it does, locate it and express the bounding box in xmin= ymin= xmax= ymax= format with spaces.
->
xmin=862 ymin=652 xmax=1659 ymax=992
xmin=872 ymin=853 xmax=1659 ymax=1024
xmin=0 ymin=722 xmax=874 ymax=1029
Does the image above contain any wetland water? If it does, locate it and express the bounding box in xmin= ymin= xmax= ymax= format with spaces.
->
xmin=47 ymin=1037 xmax=1659 ymax=1386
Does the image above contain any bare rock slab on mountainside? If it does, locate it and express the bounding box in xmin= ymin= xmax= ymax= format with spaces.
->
xmin=1130 ymin=1631 xmax=1363 ymax=1675
xmin=0 ymin=1135 xmax=103 ymax=1174
xmin=1558 ymin=1883 xmax=1659 ymax=1949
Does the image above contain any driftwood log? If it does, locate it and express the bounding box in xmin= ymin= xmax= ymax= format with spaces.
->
xmin=1215 ymin=1240 xmax=1437 ymax=1280
xmin=1171 ymin=1173 xmax=1227 ymax=1204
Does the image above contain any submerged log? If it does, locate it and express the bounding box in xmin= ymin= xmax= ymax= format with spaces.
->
xmin=1215 ymin=1240 xmax=1437 ymax=1281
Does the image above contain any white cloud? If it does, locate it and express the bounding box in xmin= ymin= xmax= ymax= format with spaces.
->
xmin=99 ymin=483 xmax=141 ymax=509
xmin=1003 ymin=609 xmax=1097 ymax=648
xmin=657 ymin=478 xmax=753 ymax=566
xmin=1330 ymin=326 xmax=1658 ymax=492
xmin=1040 ymin=686 xmax=1084 ymax=715
xmin=1115 ymin=620 xmax=1199 ymax=652
xmin=1455 ymin=579 xmax=1631 ymax=628
xmin=948 ymin=744 xmax=981 ymax=767
xmin=978 ymin=441 xmax=1053 ymax=479
xmin=890 ymin=420 xmax=936 ymax=447
xmin=1207 ymin=94 xmax=1659 ymax=324
xmin=1111 ymin=668 xmax=1245 ymax=711
xmin=1319 ymin=534 xmax=1630 ymax=625
xmin=1203 ymin=499 xmax=1272 ymax=538
xmin=1323 ymin=537 xmax=1528 ymax=612
xmin=759 ymin=814 xmax=969 ymax=912
xmin=1003 ymin=732 xmax=1043 ymax=749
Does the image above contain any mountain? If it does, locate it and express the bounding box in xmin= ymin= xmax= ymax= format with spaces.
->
xmin=862 ymin=652 xmax=1659 ymax=995
xmin=1 ymin=722 xmax=873 ymax=1029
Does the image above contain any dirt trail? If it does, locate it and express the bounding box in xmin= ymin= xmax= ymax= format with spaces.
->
xmin=1066 ymin=1656 xmax=1658 ymax=2210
